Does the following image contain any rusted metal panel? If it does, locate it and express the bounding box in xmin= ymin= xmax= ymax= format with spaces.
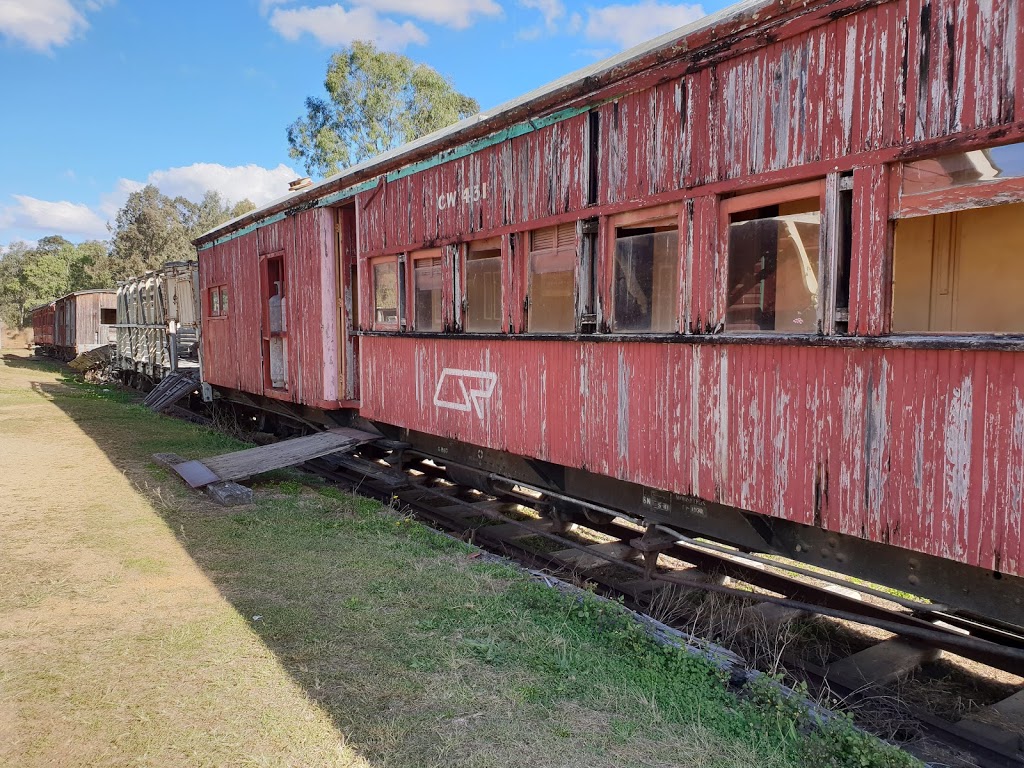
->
xmin=360 ymin=335 xmax=1024 ymax=576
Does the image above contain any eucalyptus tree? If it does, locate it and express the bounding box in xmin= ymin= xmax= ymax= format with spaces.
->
xmin=288 ymin=40 xmax=479 ymax=177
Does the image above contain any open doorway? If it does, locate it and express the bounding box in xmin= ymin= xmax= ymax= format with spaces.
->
xmin=262 ymin=254 xmax=287 ymax=390
xmin=336 ymin=204 xmax=359 ymax=401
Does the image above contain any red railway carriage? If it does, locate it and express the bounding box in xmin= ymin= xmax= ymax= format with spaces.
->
xmin=30 ymin=302 xmax=55 ymax=351
xmin=196 ymin=0 xmax=1024 ymax=626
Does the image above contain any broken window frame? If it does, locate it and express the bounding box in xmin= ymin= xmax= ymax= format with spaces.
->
xmin=720 ymin=180 xmax=836 ymax=335
xmin=526 ymin=222 xmax=578 ymax=334
xmin=893 ymin=138 xmax=1024 ymax=220
xmin=461 ymin=237 xmax=503 ymax=334
xmin=410 ymin=248 xmax=444 ymax=333
xmin=369 ymin=256 xmax=401 ymax=331
xmin=606 ymin=203 xmax=681 ymax=334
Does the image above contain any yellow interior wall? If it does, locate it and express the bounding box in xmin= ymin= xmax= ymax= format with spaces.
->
xmin=892 ymin=215 xmax=937 ymax=332
xmin=892 ymin=202 xmax=1024 ymax=333
xmin=952 ymin=203 xmax=1024 ymax=332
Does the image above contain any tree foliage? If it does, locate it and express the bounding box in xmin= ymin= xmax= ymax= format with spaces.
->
xmin=287 ymin=40 xmax=479 ymax=178
xmin=0 ymin=186 xmax=255 ymax=328
xmin=0 ymin=237 xmax=108 ymax=327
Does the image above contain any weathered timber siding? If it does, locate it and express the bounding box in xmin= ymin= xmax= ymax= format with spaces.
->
xmin=52 ymin=291 xmax=116 ymax=356
xmin=360 ymin=335 xmax=1024 ymax=576
xmin=199 ymin=209 xmax=338 ymax=406
xmin=352 ymin=0 xmax=1021 ymax=266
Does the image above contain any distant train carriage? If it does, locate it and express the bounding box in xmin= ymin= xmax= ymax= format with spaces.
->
xmin=32 ymin=290 xmax=117 ymax=360
xmin=29 ymin=301 xmax=56 ymax=355
xmin=194 ymin=0 xmax=1024 ymax=628
xmin=115 ymin=261 xmax=200 ymax=382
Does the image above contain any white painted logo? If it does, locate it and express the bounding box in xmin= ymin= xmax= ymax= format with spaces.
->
xmin=433 ymin=368 xmax=497 ymax=418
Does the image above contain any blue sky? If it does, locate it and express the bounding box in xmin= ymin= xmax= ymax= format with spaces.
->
xmin=0 ymin=0 xmax=721 ymax=248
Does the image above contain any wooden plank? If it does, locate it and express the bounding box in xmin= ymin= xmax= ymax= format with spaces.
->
xmin=951 ymin=689 xmax=1024 ymax=754
xmin=826 ymin=638 xmax=941 ymax=689
xmin=552 ymin=541 xmax=636 ymax=569
xmin=185 ymin=427 xmax=375 ymax=486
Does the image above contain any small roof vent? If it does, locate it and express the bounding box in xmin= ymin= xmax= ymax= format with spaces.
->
xmin=288 ymin=177 xmax=313 ymax=192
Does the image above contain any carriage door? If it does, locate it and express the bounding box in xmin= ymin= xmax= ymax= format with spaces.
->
xmin=335 ymin=204 xmax=359 ymax=401
xmin=261 ymin=253 xmax=287 ymax=391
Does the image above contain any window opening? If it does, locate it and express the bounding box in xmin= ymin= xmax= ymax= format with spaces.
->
xmin=902 ymin=140 xmax=1024 ymax=196
xmin=210 ymin=287 xmax=221 ymax=317
xmin=528 ymin=223 xmax=576 ymax=333
xmin=835 ymin=185 xmax=853 ymax=331
xmin=413 ymin=251 xmax=443 ymax=331
xmin=219 ymin=287 xmax=229 ymax=316
xmin=265 ymin=257 xmax=287 ymax=389
xmin=587 ymin=111 xmax=600 ymax=206
xmin=891 ymin=201 xmax=1024 ymax=333
xmin=100 ymin=308 xmax=116 ymax=325
xmin=465 ymin=239 xmax=501 ymax=333
xmin=372 ymin=260 xmax=399 ymax=328
xmin=612 ymin=218 xmax=678 ymax=333
xmin=725 ymin=197 xmax=821 ymax=332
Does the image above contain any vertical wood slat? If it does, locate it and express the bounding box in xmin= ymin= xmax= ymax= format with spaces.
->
xmin=849 ymin=164 xmax=890 ymax=336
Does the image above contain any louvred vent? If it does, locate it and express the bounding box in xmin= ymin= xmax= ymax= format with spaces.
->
xmin=531 ymin=223 xmax=575 ymax=252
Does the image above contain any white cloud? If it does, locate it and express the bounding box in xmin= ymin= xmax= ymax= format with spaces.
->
xmin=0 ymin=0 xmax=111 ymax=53
xmin=584 ymin=1 xmax=704 ymax=49
xmin=0 ymin=0 xmax=84 ymax=51
xmin=0 ymin=195 xmax=108 ymax=239
xmin=352 ymin=0 xmax=501 ymax=29
xmin=259 ymin=0 xmax=290 ymax=14
xmin=520 ymin=0 xmax=562 ymax=31
xmin=1 ymin=163 xmax=298 ymax=244
xmin=270 ymin=4 xmax=427 ymax=50
xmin=142 ymin=163 xmax=299 ymax=208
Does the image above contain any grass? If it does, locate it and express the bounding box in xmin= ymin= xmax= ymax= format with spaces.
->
xmin=0 ymin=352 xmax=921 ymax=767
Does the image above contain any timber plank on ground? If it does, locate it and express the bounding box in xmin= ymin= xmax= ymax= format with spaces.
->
xmin=172 ymin=427 xmax=375 ymax=487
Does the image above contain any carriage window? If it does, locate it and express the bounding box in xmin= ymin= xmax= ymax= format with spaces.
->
xmin=612 ymin=219 xmax=678 ymax=333
xmin=220 ymin=287 xmax=228 ymax=316
xmin=465 ymin=238 xmax=501 ymax=333
xmin=413 ymin=250 xmax=443 ymax=332
xmin=902 ymin=140 xmax=1024 ymax=196
xmin=725 ymin=198 xmax=821 ymax=333
xmin=209 ymin=287 xmax=221 ymax=317
xmin=528 ymin=223 xmax=576 ymax=333
xmin=372 ymin=260 xmax=399 ymax=328
xmin=892 ymin=202 xmax=1024 ymax=333
xmin=100 ymin=308 xmax=116 ymax=324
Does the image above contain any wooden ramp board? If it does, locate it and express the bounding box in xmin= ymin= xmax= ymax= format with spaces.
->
xmin=172 ymin=427 xmax=375 ymax=488
xmin=144 ymin=370 xmax=200 ymax=412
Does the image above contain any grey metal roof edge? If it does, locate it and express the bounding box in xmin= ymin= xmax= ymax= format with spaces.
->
xmin=196 ymin=0 xmax=774 ymax=244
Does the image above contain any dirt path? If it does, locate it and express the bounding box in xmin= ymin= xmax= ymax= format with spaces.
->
xmin=0 ymin=351 xmax=365 ymax=767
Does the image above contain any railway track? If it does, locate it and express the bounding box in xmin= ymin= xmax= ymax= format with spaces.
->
xmin=304 ymin=446 xmax=1024 ymax=768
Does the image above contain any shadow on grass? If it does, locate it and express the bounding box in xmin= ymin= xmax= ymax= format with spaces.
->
xmin=22 ymin=372 xmax=921 ymax=768
xmin=2 ymin=352 xmax=63 ymax=371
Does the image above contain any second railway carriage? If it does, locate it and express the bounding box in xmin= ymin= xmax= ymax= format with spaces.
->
xmin=195 ymin=0 xmax=1024 ymax=628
